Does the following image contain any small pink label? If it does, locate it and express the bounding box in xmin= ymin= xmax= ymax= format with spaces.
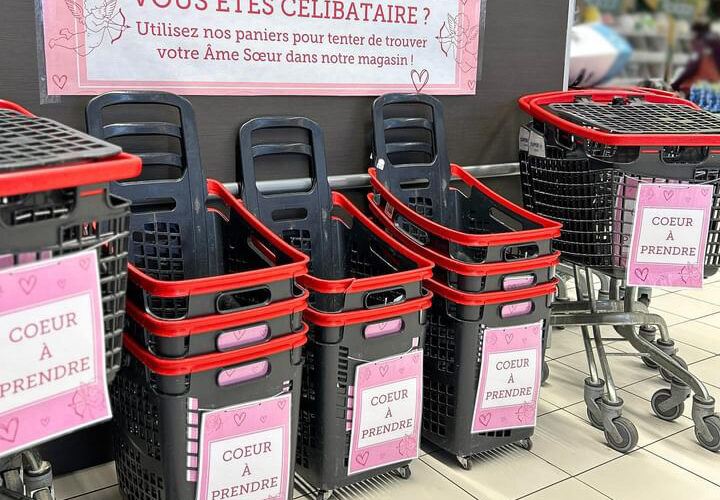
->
xmin=501 ymin=301 xmax=533 ymax=318
xmin=216 ymin=325 xmax=269 ymax=351
xmin=472 ymin=321 xmax=543 ymax=433
xmin=0 ymin=250 xmax=110 ymax=457
xmin=627 ymin=183 xmax=713 ymax=289
xmin=348 ymin=350 xmax=423 ymax=475
xmin=217 ymin=361 xmax=269 ymax=387
xmin=503 ymin=275 xmax=535 ymax=291
xmin=195 ymin=394 xmax=292 ymax=500
xmin=364 ymin=319 xmax=403 ymax=339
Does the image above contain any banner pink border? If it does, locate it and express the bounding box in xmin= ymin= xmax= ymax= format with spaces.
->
xmin=471 ymin=321 xmax=543 ymax=434
xmin=0 ymin=250 xmax=110 ymax=458
xmin=626 ymin=183 xmax=713 ymax=289
xmin=40 ymin=0 xmax=484 ymax=96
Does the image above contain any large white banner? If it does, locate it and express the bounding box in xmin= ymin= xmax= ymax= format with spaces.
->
xmin=40 ymin=0 xmax=485 ymax=95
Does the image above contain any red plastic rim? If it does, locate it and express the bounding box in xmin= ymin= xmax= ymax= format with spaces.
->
xmin=303 ymin=292 xmax=432 ymax=327
xmin=129 ymin=178 xmax=309 ymax=297
xmin=368 ymin=167 xmax=562 ymax=248
xmin=122 ymin=324 xmax=308 ymax=376
xmin=0 ymin=100 xmax=34 ymax=116
xmin=425 ymin=278 xmax=558 ymax=306
xmin=126 ymin=289 xmax=309 ymax=337
xmin=368 ymin=192 xmax=561 ymax=276
xmin=519 ymin=89 xmax=720 ymax=146
xmin=298 ymin=191 xmax=434 ymax=295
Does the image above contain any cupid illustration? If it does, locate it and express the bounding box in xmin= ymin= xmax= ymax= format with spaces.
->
xmin=49 ymin=0 xmax=130 ymax=56
xmin=436 ymin=13 xmax=480 ymax=65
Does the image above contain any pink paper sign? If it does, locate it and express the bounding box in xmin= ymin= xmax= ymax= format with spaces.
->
xmin=472 ymin=321 xmax=543 ymax=434
xmin=39 ymin=0 xmax=484 ymax=96
xmin=627 ymin=184 xmax=713 ymax=289
xmin=348 ymin=349 xmax=422 ymax=475
xmin=0 ymin=250 xmax=111 ymax=458
xmin=195 ymin=393 xmax=292 ymax=500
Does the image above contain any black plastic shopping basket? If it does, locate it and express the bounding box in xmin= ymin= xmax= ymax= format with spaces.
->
xmin=518 ymin=89 xmax=720 ymax=278
xmin=0 ymin=99 xmax=141 ymax=381
xmin=111 ymin=328 xmax=307 ymax=500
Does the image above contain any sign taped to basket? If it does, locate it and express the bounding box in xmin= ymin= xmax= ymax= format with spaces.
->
xmin=38 ymin=0 xmax=485 ymax=96
xmin=627 ymin=183 xmax=713 ymax=289
xmin=348 ymin=349 xmax=423 ymax=475
xmin=472 ymin=321 xmax=543 ymax=434
xmin=0 ymin=250 xmax=111 ymax=458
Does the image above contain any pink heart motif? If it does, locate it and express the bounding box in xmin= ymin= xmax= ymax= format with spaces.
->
xmin=260 ymin=415 xmax=268 ymax=424
xmin=19 ymin=275 xmax=37 ymax=295
xmin=233 ymin=412 xmax=246 ymax=427
xmin=634 ymin=267 xmax=649 ymax=282
xmin=522 ymin=336 xmax=528 ymax=344
xmin=277 ymin=399 xmax=286 ymax=410
xmin=234 ymin=330 xmax=246 ymax=341
xmin=0 ymin=418 xmax=19 ymax=443
xmin=411 ymin=353 xmax=420 ymax=364
xmin=622 ymin=235 xmax=630 ymax=243
xmin=504 ymin=333 xmax=514 ymax=344
xmin=40 ymin=417 xmax=50 ymax=427
xmin=399 ymin=367 xmax=405 ymax=374
xmin=701 ymin=187 xmax=711 ymax=197
xmin=410 ymin=69 xmax=429 ymax=93
xmin=477 ymin=413 xmax=491 ymax=427
xmin=57 ymin=279 xmax=66 ymax=289
xmin=379 ymin=365 xmax=390 ymax=377
xmin=467 ymin=79 xmax=476 ymax=90
xmin=52 ymin=74 xmax=68 ymax=89
xmin=79 ymin=257 xmax=91 ymax=270
xmin=663 ymin=190 xmax=674 ymax=202
xmin=356 ymin=450 xmax=370 ymax=466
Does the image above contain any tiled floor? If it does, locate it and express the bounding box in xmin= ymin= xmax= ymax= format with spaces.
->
xmin=54 ymin=277 xmax=720 ymax=500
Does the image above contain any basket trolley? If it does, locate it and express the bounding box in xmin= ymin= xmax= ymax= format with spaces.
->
xmin=237 ymin=117 xmax=433 ymax=499
xmin=519 ymin=89 xmax=720 ymax=452
xmin=110 ymin=328 xmax=307 ymax=500
xmin=420 ymin=279 xmax=557 ymax=470
xmin=0 ymin=100 xmax=141 ymax=499
xmin=86 ymin=92 xmax=308 ymax=323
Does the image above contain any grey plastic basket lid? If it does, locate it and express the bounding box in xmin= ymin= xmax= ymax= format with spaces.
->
xmin=0 ymin=109 xmax=121 ymax=171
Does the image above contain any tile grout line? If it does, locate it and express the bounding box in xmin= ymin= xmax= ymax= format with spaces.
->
xmin=571 ymin=476 xmax=615 ymax=500
xmin=644 ymin=447 xmax=720 ymax=489
xmin=417 ymin=453 xmax=490 ymax=500
xmin=64 ymin=483 xmax=117 ymax=500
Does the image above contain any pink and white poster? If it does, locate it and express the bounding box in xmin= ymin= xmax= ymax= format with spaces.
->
xmin=472 ymin=321 xmax=543 ymax=434
xmin=627 ymin=183 xmax=713 ymax=289
xmin=348 ymin=350 xmax=422 ymax=475
xmin=0 ymin=250 xmax=111 ymax=458
xmin=195 ymin=393 xmax=292 ymax=500
xmin=39 ymin=0 xmax=485 ymax=96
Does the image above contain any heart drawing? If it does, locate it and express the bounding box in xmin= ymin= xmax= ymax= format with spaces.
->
xmin=277 ymin=399 xmax=286 ymax=410
xmin=410 ymin=69 xmax=429 ymax=93
xmin=52 ymin=74 xmax=68 ymax=90
xmin=79 ymin=257 xmax=91 ymax=270
xmin=356 ymin=450 xmax=370 ymax=466
xmin=663 ymin=190 xmax=674 ymax=202
xmin=477 ymin=413 xmax=491 ymax=427
xmin=634 ymin=267 xmax=649 ymax=282
xmin=57 ymin=279 xmax=66 ymax=289
xmin=260 ymin=415 xmax=268 ymax=424
xmin=0 ymin=418 xmax=19 ymax=443
xmin=379 ymin=365 xmax=390 ymax=377
xmin=233 ymin=412 xmax=246 ymax=427
xmin=18 ymin=275 xmax=37 ymax=295
xmin=504 ymin=333 xmax=514 ymax=345
xmin=40 ymin=417 xmax=50 ymax=427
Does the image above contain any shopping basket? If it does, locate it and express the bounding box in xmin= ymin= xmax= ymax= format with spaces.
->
xmin=237 ymin=117 xmax=432 ymax=498
xmin=518 ymin=89 xmax=720 ymax=278
xmin=0 ymin=99 xmax=141 ymax=381
xmin=238 ymin=116 xmax=433 ymax=312
xmin=111 ymin=328 xmax=307 ymax=500
xmin=86 ymin=93 xmax=309 ymax=322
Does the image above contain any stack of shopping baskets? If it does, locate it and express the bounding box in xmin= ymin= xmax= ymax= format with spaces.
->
xmin=367 ymin=93 xmax=562 ymax=469
xmin=236 ymin=117 xmax=433 ymax=500
xmin=0 ymin=100 xmax=141 ymax=499
xmin=518 ymin=89 xmax=720 ymax=452
xmin=86 ymin=92 xmax=311 ymax=500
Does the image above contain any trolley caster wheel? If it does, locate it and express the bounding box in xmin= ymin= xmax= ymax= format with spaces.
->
xmin=1 ymin=469 xmax=23 ymax=493
xmin=394 ymin=465 xmax=411 ymax=480
xmin=659 ymin=356 xmax=688 ymax=383
xmin=33 ymin=489 xmax=54 ymax=500
xmin=456 ymin=456 xmax=472 ymax=471
xmin=604 ymin=417 xmax=638 ymax=453
xmin=651 ymin=389 xmax=685 ymax=422
xmin=695 ymin=415 xmax=720 ymax=452
xmin=516 ymin=438 xmax=533 ymax=451
xmin=315 ymin=490 xmax=332 ymax=500
xmin=541 ymin=361 xmax=550 ymax=386
xmin=642 ymin=355 xmax=658 ymax=370
xmin=587 ymin=408 xmax=604 ymax=430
